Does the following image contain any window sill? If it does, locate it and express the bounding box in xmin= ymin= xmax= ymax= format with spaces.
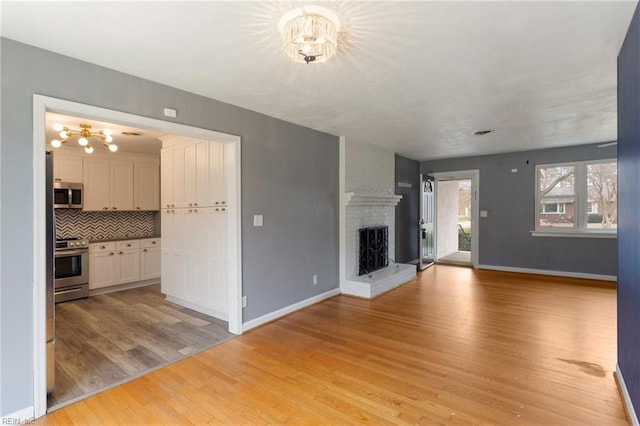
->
xmin=530 ymin=230 xmax=617 ymax=239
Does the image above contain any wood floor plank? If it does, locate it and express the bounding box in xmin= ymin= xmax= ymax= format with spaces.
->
xmin=48 ymin=284 xmax=233 ymax=409
xmin=41 ymin=266 xmax=627 ymax=425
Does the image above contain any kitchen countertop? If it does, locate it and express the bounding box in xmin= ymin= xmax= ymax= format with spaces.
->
xmin=90 ymin=235 xmax=161 ymax=243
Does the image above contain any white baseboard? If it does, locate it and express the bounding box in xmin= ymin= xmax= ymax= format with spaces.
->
xmin=616 ymin=363 xmax=639 ymax=426
xmin=89 ymin=278 xmax=160 ymax=297
xmin=478 ymin=264 xmax=617 ymax=282
xmin=1 ymin=406 xmax=34 ymax=423
xmin=242 ymin=288 xmax=340 ymax=332
xmin=165 ymin=295 xmax=228 ymax=322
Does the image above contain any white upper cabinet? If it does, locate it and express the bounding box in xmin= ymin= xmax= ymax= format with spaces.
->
xmin=134 ymin=162 xmax=160 ymax=211
xmin=53 ymin=153 xmax=83 ymax=183
xmin=82 ymin=152 xmax=159 ymax=211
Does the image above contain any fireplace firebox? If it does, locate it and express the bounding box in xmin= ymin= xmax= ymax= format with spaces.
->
xmin=358 ymin=226 xmax=388 ymax=275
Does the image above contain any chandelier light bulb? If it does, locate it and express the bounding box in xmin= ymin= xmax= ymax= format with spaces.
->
xmin=59 ymin=130 xmax=69 ymax=139
xmin=78 ymin=137 xmax=89 ymax=146
xmin=52 ymin=123 xmax=64 ymax=131
xmin=84 ymin=145 xmax=94 ymax=154
xmin=105 ymin=135 xmax=113 ymax=143
xmin=108 ymin=144 xmax=118 ymax=152
xmin=51 ymin=139 xmax=62 ymax=148
xmin=103 ymin=129 xmax=112 ymax=136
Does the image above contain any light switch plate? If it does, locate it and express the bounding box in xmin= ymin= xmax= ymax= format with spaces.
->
xmin=480 ymin=210 xmax=488 ymax=217
xmin=253 ymin=215 xmax=263 ymax=227
xmin=163 ymin=108 xmax=177 ymax=118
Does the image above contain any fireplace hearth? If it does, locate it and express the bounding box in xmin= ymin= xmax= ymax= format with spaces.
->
xmin=358 ymin=226 xmax=388 ymax=275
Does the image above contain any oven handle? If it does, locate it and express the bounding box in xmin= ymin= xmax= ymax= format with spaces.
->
xmin=55 ymin=287 xmax=85 ymax=295
xmin=55 ymin=249 xmax=88 ymax=257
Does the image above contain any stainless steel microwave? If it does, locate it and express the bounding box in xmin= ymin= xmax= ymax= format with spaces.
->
xmin=53 ymin=182 xmax=83 ymax=209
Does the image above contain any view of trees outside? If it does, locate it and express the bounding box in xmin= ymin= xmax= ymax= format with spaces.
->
xmin=587 ymin=162 xmax=617 ymax=229
xmin=538 ymin=165 xmax=576 ymax=228
xmin=538 ymin=161 xmax=617 ymax=229
xmin=457 ymin=180 xmax=471 ymax=251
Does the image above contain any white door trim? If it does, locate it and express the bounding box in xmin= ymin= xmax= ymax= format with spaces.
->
xmin=32 ymin=95 xmax=243 ymax=418
xmin=430 ymin=169 xmax=480 ymax=268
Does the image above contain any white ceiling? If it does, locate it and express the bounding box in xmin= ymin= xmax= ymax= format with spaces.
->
xmin=2 ymin=1 xmax=637 ymax=161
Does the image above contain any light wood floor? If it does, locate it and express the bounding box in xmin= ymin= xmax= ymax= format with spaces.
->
xmin=48 ymin=284 xmax=234 ymax=409
xmin=40 ymin=266 xmax=626 ymax=425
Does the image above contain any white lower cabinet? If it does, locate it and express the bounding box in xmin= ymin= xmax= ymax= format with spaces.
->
xmin=89 ymin=238 xmax=161 ymax=290
xmin=140 ymin=239 xmax=161 ymax=280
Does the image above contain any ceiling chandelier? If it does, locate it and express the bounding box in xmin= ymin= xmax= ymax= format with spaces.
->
xmin=278 ymin=6 xmax=340 ymax=64
xmin=50 ymin=123 xmax=118 ymax=154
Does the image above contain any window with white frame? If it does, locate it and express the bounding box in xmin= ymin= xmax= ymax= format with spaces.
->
xmin=536 ymin=159 xmax=617 ymax=232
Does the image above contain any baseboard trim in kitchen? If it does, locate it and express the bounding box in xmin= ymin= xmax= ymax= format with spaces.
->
xmin=242 ymin=287 xmax=341 ymax=333
xmin=88 ymin=279 xmax=160 ymax=297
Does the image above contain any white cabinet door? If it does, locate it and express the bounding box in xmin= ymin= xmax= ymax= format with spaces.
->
xmin=134 ymin=162 xmax=159 ymax=211
xmin=53 ymin=155 xmax=83 ymax=183
xmin=160 ymin=148 xmax=173 ymax=209
xmin=110 ymin=160 xmax=134 ymax=211
xmin=141 ymin=239 xmax=161 ymax=281
xmin=115 ymin=248 xmax=140 ymax=284
xmin=89 ymin=249 xmax=116 ymax=289
xmin=83 ymin=157 xmax=110 ymax=211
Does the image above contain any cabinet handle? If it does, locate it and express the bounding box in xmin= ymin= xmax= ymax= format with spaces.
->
xmin=54 ymin=178 xmax=62 ymax=182
xmin=189 ymin=203 xmax=193 ymax=207
xmin=103 ymin=207 xmax=109 ymax=210
xmin=215 ymin=208 xmax=220 ymax=212
xmin=194 ymin=209 xmax=198 ymax=213
xmin=194 ymin=203 xmax=198 ymax=207
xmin=215 ymin=201 xmax=219 ymax=205
xmin=222 ymin=201 xmax=226 ymax=205
xmin=221 ymin=208 xmax=226 ymax=212
xmin=111 ymin=207 xmax=117 ymax=210
xmin=188 ymin=209 xmax=192 ymax=213
xmin=100 ymin=245 xmax=106 ymax=249
xmin=166 ymin=209 xmax=170 ymax=213
xmin=152 ymin=241 xmax=157 ymax=245
xmin=166 ymin=204 xmax=171 ymax=208
xmin=171 ymin=204 xmax=175 ymax=208
xmin=143 ymin=249 xmax=148 ymax=252
xmin=119 ymin=251 xmax=123 ymax=255
xmin=171 ymin=209 xmax=175 ymax=213
xmin=109 ymin=252 xmax=114 ymax=256
xmin=126 ymin=244 xmax=131 ymax=247
xmin=136 ymin=207 xmax=141 ymax=210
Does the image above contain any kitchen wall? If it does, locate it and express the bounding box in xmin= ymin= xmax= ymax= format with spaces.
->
xmin=420 ymin=143 xmax=617 ymax=276
xmin=0 ymin=38 xmax=339 ymax=415
xmin=617 ymin=1 xmax=640 ymax=420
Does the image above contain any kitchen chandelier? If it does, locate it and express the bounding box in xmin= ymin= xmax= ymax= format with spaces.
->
xmin=278 ymin=6 xmax=340 ymax=64
xmin=50 ymin=123 xmax=118 ymax=154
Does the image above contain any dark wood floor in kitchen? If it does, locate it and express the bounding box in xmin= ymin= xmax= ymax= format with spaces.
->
xmin=48 ymin=284 xmax=234 ymax=410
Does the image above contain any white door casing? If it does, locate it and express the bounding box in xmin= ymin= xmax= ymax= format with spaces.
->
xmin=32 ymin=95 xmax=242 ymax=418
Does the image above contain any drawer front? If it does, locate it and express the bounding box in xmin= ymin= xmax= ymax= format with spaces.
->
xmin=116 ymin=240 xmax=140 ymax=250
xmin=141 ymin=238 xmax=161 ymax=249
xmin=90 ymin=242 xmax=115 ymax=253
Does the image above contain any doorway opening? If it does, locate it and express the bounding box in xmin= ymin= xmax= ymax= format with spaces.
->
xmin=436 ymin=178 xmax=472 ymax=266
xmin=33 ymin=95 xmax=243 ymax=417
xmin=429 ymin=170 xmax=479 ymax=268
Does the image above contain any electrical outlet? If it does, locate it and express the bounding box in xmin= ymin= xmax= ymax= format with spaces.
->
xmin=313 ymin=274 xmax=318 ymax=285
xmin=242 ymin=296 xmax=247 ymax=308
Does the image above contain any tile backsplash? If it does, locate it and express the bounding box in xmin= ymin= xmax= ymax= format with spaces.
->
xmin=55 ymin=209 xmax=157 ymax=241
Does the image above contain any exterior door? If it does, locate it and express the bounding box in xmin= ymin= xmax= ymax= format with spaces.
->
xmin=419 ymin=174 xmax=435 ymax=270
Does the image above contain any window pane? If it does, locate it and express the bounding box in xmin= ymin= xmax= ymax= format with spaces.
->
xmin=538 ymin=166 xmax=575 ymax=228
xmin=587 ymin=162 xmax=617 ymax=229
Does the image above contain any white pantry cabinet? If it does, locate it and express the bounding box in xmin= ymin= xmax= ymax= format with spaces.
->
xmin=159 ymin=135 xmax=228 ymax=320
xmin=140 ymin=238 xmax=161 ymax=280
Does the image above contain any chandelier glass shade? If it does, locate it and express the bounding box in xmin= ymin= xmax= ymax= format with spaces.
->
xmin=279 ymin=7 xmax=340 ymax=64
xmin=50 ymin=123 xmax=118 ymax=154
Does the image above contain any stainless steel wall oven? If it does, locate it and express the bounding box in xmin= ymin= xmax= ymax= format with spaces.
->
xmin=54 ymin=238 xmax=89 ymax=303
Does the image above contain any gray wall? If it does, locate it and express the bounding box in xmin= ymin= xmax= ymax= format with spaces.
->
xmin=421 ymin=143 xmax=617 ymax=275
xmin=394 ymin=155 xmax=419 ymax=263
xmin=0 ymin=38 xmax=339 ymax=415
xmin=617 ymin=1 xmax=640 ymax=416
